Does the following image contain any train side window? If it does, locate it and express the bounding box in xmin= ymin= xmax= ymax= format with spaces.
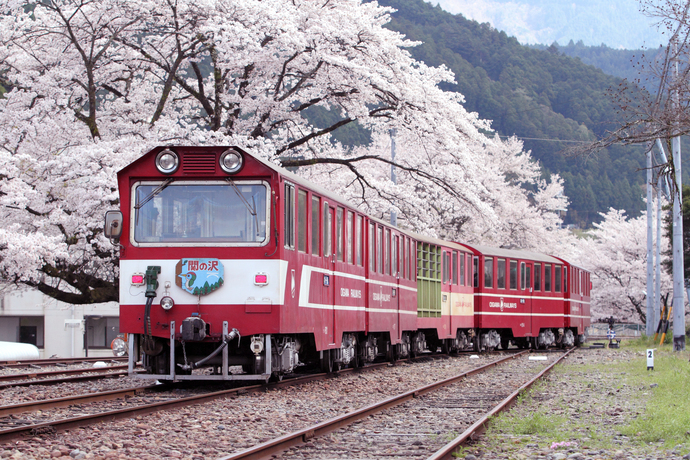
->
xmin=509 ymin=260 xmax=517 ymax=289
xmin=484 ymin=257 xmax=493 ymax=288
xmin=443 ymin=251 xmax=450 ymax=284
xmin=311 ymin=196 xmax=320 ymax=256
xmin=336 ymin=207 xmax=343 ymax=261
xmin=520 ymin=262 xmax=526 ymax=290
xmin=402 ymin=236 xmax=410 ymax=279
xmin=473 ymin=256 xmax=479 ymax=288
xmin=392 ymin=235 xmax=399 ymax=276
xmin=384 ymin=229 xmax=390 ymax=275
xmin=452 ymin=251 xmax=458 ymax=285
xmin=377 ymin=226 xmax=383 ymax=273
xmin=284 ymin=183 xmax=295 ymax=250
xmin=497 ymin=258 xmax=506 ymax=289
xmin=555 ymin=265 xmax=561 ymax=292
xmin=356 ymin=215 xmax=363 ymax=266
xmin=459 ymin=253 xmax=465 ymax=286
xmin=534 ymin=263 xmax=541 ymax=291
xmin=369 ymin=222 xmax=375 ymax=271
xmin=323 ymin=201 xmax=331 ymax=257
xmin=563 ymin=267 xmax=568 ymax=293
xmin=297 ymin=190 xmax=307 ymax=253
xmin=347 ymin=211 xmax=354 ymax=264
xmin=544 ymin=264 xmax=552 ymax=292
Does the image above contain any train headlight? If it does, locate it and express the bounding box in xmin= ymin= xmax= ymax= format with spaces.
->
xmin=219 ymin=148 xmax=243 ymax=174
xmin=111 ymin=337 xmax=127 ymax=357
xmin=160 ymin=296 xmax=174 ymax=311
xmin=155 ymin=148 xmax=179 ymax=175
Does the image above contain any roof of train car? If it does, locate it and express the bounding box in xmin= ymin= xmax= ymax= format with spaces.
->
xmin=456 ymin=242 xmax=561 ymax=264
xmin=402 ymin=231 xmax=471 ymax=252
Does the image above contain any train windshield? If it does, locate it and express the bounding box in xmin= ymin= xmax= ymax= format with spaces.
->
xmin=132 ymin=180 xmax=269 ymax=246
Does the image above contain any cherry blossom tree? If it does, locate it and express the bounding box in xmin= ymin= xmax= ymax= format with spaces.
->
xmin=579 ymin=207 xmax=673 ymax=323
xmin=0 ymin=0 xmax=571 ymax=303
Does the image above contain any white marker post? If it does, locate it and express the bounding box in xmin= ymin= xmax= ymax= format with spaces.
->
xmin=647 ymin=349 xmax=654 ymax=371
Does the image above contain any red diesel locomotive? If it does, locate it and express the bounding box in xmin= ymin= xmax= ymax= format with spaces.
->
xmin=104 ymin=146 xmax=590 ymax=382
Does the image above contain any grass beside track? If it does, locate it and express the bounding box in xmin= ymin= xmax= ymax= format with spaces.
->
xmin=455 ymin=339 xmax=690 ymax=458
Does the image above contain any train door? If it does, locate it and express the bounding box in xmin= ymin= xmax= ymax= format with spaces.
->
xmin=324 ymin=202 xmax=335 ymax=345
xmin=393 ymin=233 xmax=401 ymax=341
xmin=520 ymin=261 xmax=533 ymax=336
xmin=442 ymin=250 xmax=452 ymax=339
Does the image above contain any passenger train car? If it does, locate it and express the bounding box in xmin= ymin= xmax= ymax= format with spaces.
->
xmin=104 ymin=146 xmax=590 ymax=382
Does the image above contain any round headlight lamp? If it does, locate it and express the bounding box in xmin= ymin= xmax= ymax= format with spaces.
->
xmin=111 ymin=337 xmax=127 ymax=357
xmin=219 ymin=148 xmax=243 ymax=174
xmin=160 ymin=296 xmax=175 ymax=311
xmin=156 ymin=148 xmax=179 ymax=174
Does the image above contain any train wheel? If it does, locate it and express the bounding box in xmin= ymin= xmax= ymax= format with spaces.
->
xmin=320 ymin=349 xmax=333 ymax=373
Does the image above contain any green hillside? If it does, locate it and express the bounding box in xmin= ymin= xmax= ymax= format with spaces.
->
xmin=380 ymin=0 xmax=656 ymax=227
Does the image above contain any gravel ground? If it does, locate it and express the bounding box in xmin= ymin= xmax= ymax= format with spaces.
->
xmin=0 ymin=348 xmax=683 ymax=460
xmin=463 ymin=347 xmax=690 ymax=460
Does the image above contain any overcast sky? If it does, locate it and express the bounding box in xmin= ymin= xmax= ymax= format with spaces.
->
xmin=433 ymin=0 xmax=667 ymax=49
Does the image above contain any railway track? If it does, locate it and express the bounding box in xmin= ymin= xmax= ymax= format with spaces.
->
xmin=0 ymin=358 xmax=404 ymax=443
xmin=0 ymin=357 xmax=127 ymax=369
xmin=219 ymin=349 xmax=572 ymax=460
xmin=0 ymin=364 xmax=134 ymax=390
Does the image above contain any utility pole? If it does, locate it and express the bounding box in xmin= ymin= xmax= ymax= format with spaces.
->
xmin=646 ymin=144 xmax=654 ymax=337
xmin=671 ymin=37 xmax=686 ymax=351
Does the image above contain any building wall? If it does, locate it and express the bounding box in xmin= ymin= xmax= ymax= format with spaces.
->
xmin=0 ymin=289 xmax=119 ymax=359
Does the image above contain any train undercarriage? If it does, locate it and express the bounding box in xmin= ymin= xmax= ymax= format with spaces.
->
xmin=131 ymin=324 xmax=584 ymax=382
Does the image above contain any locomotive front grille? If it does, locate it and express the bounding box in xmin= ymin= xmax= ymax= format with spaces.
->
xmin=182 ymin=152 xmax=216 ymax=175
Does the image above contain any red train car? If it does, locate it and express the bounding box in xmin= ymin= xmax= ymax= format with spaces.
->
xmin=555 ymin=258 xmax=591 ymax=345
xmin=104 ymin=145 xmax=590 ymax=381
xmin=459 ymin=244 xmax=578 ymax=350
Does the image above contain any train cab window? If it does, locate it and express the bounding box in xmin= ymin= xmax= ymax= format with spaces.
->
xmin=544 ymin=264 xmax=552 ymax=292
xmin=283 ymin=184 xmax=295 ymax=250
xmin=484 ymin=257 xmax=493 ymax=288
xmin=132 ymin=181 xmax=268 ymax=246
xmin=452 ymin=251 xmax=458 ymax=285
xmin=297 ymin=190 xmax=307 ymax=252
xmin=336 ymin=207 xmax=344 ymax=261
xmin=459 ymin=253 xmax=465 ymax=286
xmin=497 ymin=258 xmax=506 ymax=289
xmin=393 ymin=235 xmax=399 ymax=276
xmin=323 ymin=202 xmax=332 ymax=257
xmin=534 ymin=263 xmax=541 ymax=291
xmin=384 ymin=229 xmax=390 ymax=275
xmin=509 ymin=260 xmax=517 ymax=289
xmin=311 ymin=196 xmax=320 ymax=256
xmin=473 ymin=256 xmax=479 ymax=287
xmin=356 ymin=215 xmax=363 ymax=266
xmin=347 ymin=211 xmax=354 ymax=264
xmin=555 ymin=265 xmax=562 ymax=292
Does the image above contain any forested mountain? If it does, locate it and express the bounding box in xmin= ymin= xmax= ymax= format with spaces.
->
xmin=378 ymin=0 xmax=671 ymax=227
xmin=531 ymin=41 xmax=642 ymax=82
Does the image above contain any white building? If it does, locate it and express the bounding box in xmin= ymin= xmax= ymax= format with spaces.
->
xmin=0 ymin=288 xmax=120 ymax=359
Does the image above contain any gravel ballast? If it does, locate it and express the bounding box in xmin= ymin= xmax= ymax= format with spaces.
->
xmin=0 ymin=348 xmax=686 ymax=460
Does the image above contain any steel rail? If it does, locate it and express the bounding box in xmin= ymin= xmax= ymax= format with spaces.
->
xmin=0 ymin=364 xmax=129 ymax=382
xmin=217 ymin=351 xmax=530 ymax=460
xmin=0 ymin=358 xmax=127 ymax=368
xmin=0 ymin=371 xmax=132 ymax=390
xmin=427 ymin=347 xmax=575 ymax=460
xmin=0 ymin=387 xmax=152 ymax=417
